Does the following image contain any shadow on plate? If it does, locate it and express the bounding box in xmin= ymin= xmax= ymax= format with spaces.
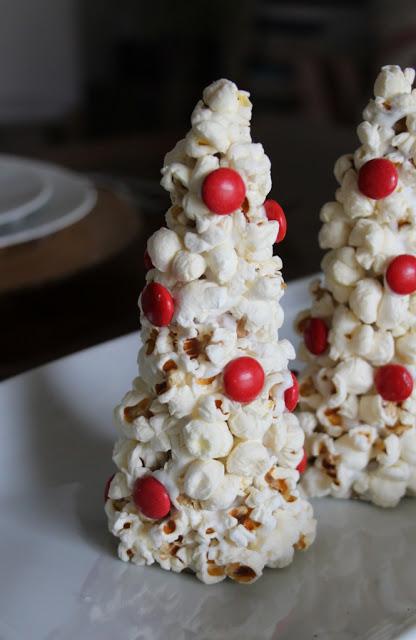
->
xmin=23 ymin=371 xmax=115 ymax=555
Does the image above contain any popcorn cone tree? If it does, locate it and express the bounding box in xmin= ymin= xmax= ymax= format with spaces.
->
xmin=105 ymin=79 xmax=316 ymax=584
xmin=297 ymin=65 xmax=416 ymax=508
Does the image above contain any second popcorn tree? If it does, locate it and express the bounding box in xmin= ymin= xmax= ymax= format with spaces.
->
xmin=297 ymin=65 xmax=416 ymax=508
xmin=105 ymin=79 xmax=316 ymax=584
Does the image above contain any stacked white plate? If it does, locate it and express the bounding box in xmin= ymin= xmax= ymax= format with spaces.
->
xmin=0 ymin=155 xmax=97 ymax=248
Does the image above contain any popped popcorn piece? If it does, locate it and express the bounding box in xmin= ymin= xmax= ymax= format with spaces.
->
xmin=206 ymin=243 xmax=238 ymax=283
xmin=226 ymin=441 xmax=270 ymax=476
xmin=184 ymin=459 xmax=224 ymax=500
xmin=171 ymin=250 xmax=206 ymax=282
xmin=349 ymin=278 xmax=383 ymax=324
xmin=397 ymin=332 xmax=416 ymax=364
xmin=202 ymin=474 xmax=240 ymax=510
xmin=374 ymin=65 xmax=415 ymax=99
xmin=147 ymin=227 xmax=182 ymax=272
xmin=183 ymin=418 xmax=233 ymax=459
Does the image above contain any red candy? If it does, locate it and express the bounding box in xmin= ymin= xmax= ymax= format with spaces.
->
xmin=264 ymin=199 xmax=287 ymax=243
xmin=133 ymin=476 xmax=171 ymax=519
xmin=202 ymin=168 xmax=246 ymax=215
xmin=375 ymin=364 xmax=413 ymax=403
xmin=141 ymin=282 xmax=174 ymax=326
xmin=304 ymin=318 xmax=328 ymax=355
xmin=296 ymin=451 xmax=307 ymax=474
xmin=358 ymin=158 xmax=398 ymax=200
xmin=223 ymin=356 xmax=265 ymax=403
xmin=386 ymin=254 xmax=416 ymax=295
xmin=144 ymin=249 xmax=154 ymax=272
xmin=284 ymin=371 xmax=299 ymax=412
xmin=104 ymin=473 xmax=115 ymax=502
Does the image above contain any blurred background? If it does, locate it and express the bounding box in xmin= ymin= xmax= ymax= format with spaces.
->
xmin=1 ymin=0 xmax=416 ymax=379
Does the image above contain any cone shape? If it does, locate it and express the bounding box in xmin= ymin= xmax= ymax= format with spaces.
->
xmin=297 ymin=65 xmax=416 ymax=508
xmin=105 ymin=79 xmax=316 ymax=584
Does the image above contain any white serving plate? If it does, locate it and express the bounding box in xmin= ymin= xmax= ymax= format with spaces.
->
xmin=1 ymin=276 xmax=415 ymax=640
xmin=0 ymin=155 xmax=96 ymax=248
xmin=0 ymin=156 xmax=52 ymax=225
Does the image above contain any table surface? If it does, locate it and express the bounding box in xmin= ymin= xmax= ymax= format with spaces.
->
xmin=0 ymin=189 xmax=140 ymax=294
xmin=0 ymin=116 xmax=356 ymax=380
xmin=2 ymin=282 xmax=416 ymax=640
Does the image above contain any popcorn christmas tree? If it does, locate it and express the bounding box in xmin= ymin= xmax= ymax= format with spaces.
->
xmin=105 ymin=79 xmax=316 ymax=584
xmin=297 ymin=65 xmax=416 ymax=508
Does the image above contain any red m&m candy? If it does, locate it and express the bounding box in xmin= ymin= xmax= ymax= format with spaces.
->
xmin=223 ymin=356 xmax=265 ymax=403
xmin=202 ymin=168 xmax=246 ymax=215
xmin=296 ymin=450 xmax=307 ymax=474
xmin=141 ymin=282 xmax=174 ymax=327
xmin=264 ymin=199 xmax=287 ymax=243
xmin=386 ymin=254 xmax=416 ymax=295
xmin=144 ymin=249 xmax=154 ymax=272
xmin=375 ymin=364 xmax=413 ymax=403
xmin=358 ymin=158 xmax=398 ymax=200
xmin=133 ymin=476 xmax=171 ymax=519
xmin=284 ymin=371 xmax=299 ymax=411
xmin=304 ymin=318 xmax=328 ymax=355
